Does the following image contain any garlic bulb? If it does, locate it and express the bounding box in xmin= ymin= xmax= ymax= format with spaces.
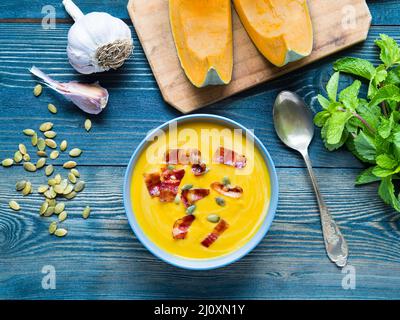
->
xmin=30 ymin=66 xmax=109 ymax=115
xmin=63 ymin=0 xmax=133 ymax=74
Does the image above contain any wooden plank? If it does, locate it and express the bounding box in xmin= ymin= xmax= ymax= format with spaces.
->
xmin=0 ymin=166 xmax=399 ymax=299
xmin=1 ymin=24 xmax=398 ymax=168
xmin=128 ymin=0 xmax=371 ymax=112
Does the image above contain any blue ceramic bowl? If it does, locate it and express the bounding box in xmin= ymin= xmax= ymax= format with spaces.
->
xmin=123 ymin=114 xmax=279 ymax=270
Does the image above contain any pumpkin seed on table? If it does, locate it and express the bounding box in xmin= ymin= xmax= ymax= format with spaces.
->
xmin=23 ymin=129 xmax=35 ymax=136
xmin=69 ymin=148 xmax=82 ymax=157
xmin=22 ymin=181 xmax=32 ymax=196
xmin=23 ymin=162 xmax=36 ymax=172
xmin=37 ymin=138 xmax=46 ymax=151
xmin=50 ymin=151 xmax=59 ymax=159
xmin=45 ymin=164 xmax=54 ymax=176
xmin=40 ymin=201 xmax=49 ymax=215
xmin=55 ymin=202 xmax=65 ymax=214
xmin=84 ymin=119 xmax=92 ymax=132
xmin=33 ymin=84 xmax=42 ymax=97
xmin=16 ymin=180 xmax=27 ymax=191
xmin=54 ymin=183 xmax=66 ymax=195
xmin=70 ymin=168 xmax=80 ymax=178
xmin=48 ymin=178 xmax=57 ymax=186
xmin=48 ymin=103 xmax=57 ymax=114
xmin=63 ymin=161 xmax=77 ymax=169
xmin=9 ymin=200 xmax=20 ymax=211
xmin=82 ymin=206 xmax=91 ymax=219
xmin=54 ymin=228 xmax=68 ymax=237
xmin=45 ymin=139 xmax=57 ymax=149
xmin=207 ymin=214 xmax=220 ymax=223
xmin=31 ymin=133 xmax=38 ymax=146
xmin=23 ymin=154 xmax=31 ymax=162
xmin=44 ymin=131 xmax=57 ymax=139
xmin=46 ymin=198 xmax=56 ymax=206
xmin=1 ymin=158 xmax=13 ymax=167
xmin=18 ymin=144 xmax=27 ymax=155
xmin=49 ymin=222 xmax=57 ymax=234
xmin=60 ymin=140 xmax=68 ymax=152
xmin=44 ymin=187 xmax=57 ymax=199
xmin=37 ymin=151 xmax=47 ymax=157
xmin=54 ymin=174 xmax=62 ymax=184
xmin=68 ymin=172 xmax=77 ymax=183
xmin=36 ymin=157 xmax=46 ymax=169
xmin=39 ymin=122 xmax=53 ymax=132
xmin=186 ymin=205 xmax=196 ymax=215
xmin=63 ymin=184 xmax=74 ymax=195
xmin=58 ymin=211 xmax=68 ymax=222
xmin=38 ymin=185 xmax=49 ymax=193
xmin=74 ymin=180 xmax=85 ymax=192
xmin=64 ymin=191 xmax=77 ymax=199
xmin=215 ymin=197 xmax=226 ymax=207
xmin=14 ymin=151 xmax=22 ymax=163
xmin=43 ymin=206 xmax=55 ymax=217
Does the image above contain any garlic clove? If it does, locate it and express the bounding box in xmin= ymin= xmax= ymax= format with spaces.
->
xmin=29 ymin=66 xmax=108 ymax=115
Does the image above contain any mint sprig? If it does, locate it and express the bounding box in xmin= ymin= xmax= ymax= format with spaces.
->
xmin=315 ymin=34 xmax=400 ymax=212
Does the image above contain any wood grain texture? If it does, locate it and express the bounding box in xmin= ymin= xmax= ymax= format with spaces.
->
xmin=128 ymin=0 xmax=371 ymax=112
xmin=0 ymin=166 xmax=399 ymax=299
xmin=2 ymin=24 xmax=398 ymax=168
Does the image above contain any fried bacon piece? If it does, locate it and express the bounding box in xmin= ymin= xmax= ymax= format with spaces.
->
xmin=172 ymin=215 xmax=195 ymax=239
xmin=201 ymin=219 xmax=229 ymax=247
xmin=165 ymin=148 xmax=201 ymax=165
xmin=159 ymin=179 xmax=181 ymax=202
xmin=191 ymin=163 xmax=207 ymax=176
xmin=161 ymin=167 xmax=185 ymax=181
xmin=213 ymin=147 xmax=246 ymax=168
xmin=210 ymin=182 xmax=243 ymax=199
xmin=143 ymin=172 xmax=161 ymax=197
xmin=181 ymin=188 xmax=210 ymax=207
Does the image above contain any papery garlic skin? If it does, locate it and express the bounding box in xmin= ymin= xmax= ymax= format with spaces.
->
xmin=63 ymin=0 xmax=133 ymax=74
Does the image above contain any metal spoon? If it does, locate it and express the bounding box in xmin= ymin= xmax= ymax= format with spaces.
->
xmin=273 ymin=91 xmax=348 ymax=267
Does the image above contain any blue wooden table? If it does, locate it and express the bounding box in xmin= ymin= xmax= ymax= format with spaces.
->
xmin=1 ymin=0 xmax=400 ymax=300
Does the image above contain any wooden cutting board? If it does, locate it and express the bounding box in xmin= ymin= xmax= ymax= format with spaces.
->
xmin=127 ymin=0 xmax=371 ymax=113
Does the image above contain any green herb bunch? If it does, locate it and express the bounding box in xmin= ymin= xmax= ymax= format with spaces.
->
xmin=315 ymin=34 xmax=400 ymax=212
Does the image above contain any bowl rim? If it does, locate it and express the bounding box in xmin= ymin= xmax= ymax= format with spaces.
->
xmin=123 ymin=114 xmax=279 ymax=270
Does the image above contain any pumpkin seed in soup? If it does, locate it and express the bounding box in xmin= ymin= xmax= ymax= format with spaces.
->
xmin=215 ymin=197 xmax=226 ymax=207
xmin=14 ymin=151 xmax=23 ymax=163
xmin=186 ymin=205 xmax=196 ymax=215
xmin=33 ymin=84 xmax=42 ymax=97
xmin=48 ymin=103 xmax=57 ymax=114
xmin=44 ymin=131 xmax=57 ymax=139
xmin=60 ymin=140 xmax=67 ymax=151
xmin=23 ymin=162 xmax=36 ymax=172
xmin=23 ymin=129 xmax=35 ymax=136
xmin=40 ymin=122 xmax=53 ymax=132
xmin=207 ymin=214 xmax=220 ymax=223
xmin=1 ymin=158 xmax=13 ymax=167
xmin=9 ymin=200 xmax=20 ymax=211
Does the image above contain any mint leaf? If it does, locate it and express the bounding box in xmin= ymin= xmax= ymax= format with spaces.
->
xmin=372 ymin=166 xmax=394 ymax=177
xmin=339 ymin=80 xmax=361 ymax=110
xmin=326 ymin=72 xmax=340 ymax=102
xmin=325 ymin=111 xmax=352 ymax=145
xmin=375 ymin=34 xmax=400 ymax=68
xmin=314 ymin=110 xmax=330 ymax=127
xmin=378 ymin=177 xmax=400 ymax=211
xmin=333 ymin=57 xmax=376 ymax=80
xmin=321 ymin=123 xmax=349 ymax=151
xmin=353 ymin=131 xmax=376 ymax=162
xmin=378 ymin=113 xmax=395 ymax=139
xmin=376 ymin=153 xmax=398 ymax=169
xmin=369 ymin=84 xmax=400 ymax=107
xmin=355 ymin=167 xmax=381 ymax=185
xmin=317 ymin=94 xmax=330 ymax=109
xmin=386 ymin=66 xmax=400 ymax=85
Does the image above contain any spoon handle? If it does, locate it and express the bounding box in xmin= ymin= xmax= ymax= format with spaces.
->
xmin=301 ymin=151 xmax=349 ymax=267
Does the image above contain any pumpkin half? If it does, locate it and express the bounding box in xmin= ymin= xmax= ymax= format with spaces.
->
xmin=169 ymin=0 xmax=233 ymax=88
xmin=233 ymin=0 xmax=313 ymax=67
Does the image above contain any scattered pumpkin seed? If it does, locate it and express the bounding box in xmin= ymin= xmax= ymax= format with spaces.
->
xmin=70 ymin=168 xmax=80 ymax=178
xmin=45 ymin=164 xmax=54 ymax=176
xmin=54 ymin=184 xmax=66 ymax=194
xmin=55 ymin=202 xmax=65 ymax=214
xmin=222 ymin=176 xmax=231 ymax=186
xmin=84 ymin=119 xmax=92 ymax=132
xmin=23 ymin=154 xmax=31 ymax=162
xmin=48 ymin=178 xmax=57 ymax=186
xmin=37 ymin=138 xmax=46 ymax=151
xmin=63 ymin=184 xmax=74 ymax=195
xmin=48 ymin=103 xmax=57 ymax=114
xmin=33 ymin=84 xmax=42 ymax=97
xmin=68 ymin=172 xmax=77 ymax=183
xmin=22 ymin=181 xmax=32 ymax=196
xmin=31 ymin=133 xmax=38 ymax=146
xmin=39 ymin=122 xmax=53 ymax=132
xmin=69 ymin=148 xmax=82 ymax=157
xmin=38 ymin=185 xmax=49 ymax=193
xmin=40 ymin=201 xmax=49 ymax=215
xmin=54 ymin=228 xmax=68 ymax=237
xmin=16 ymin=180 xmax=27 ymax=191
xmin=74 ymin=180 xmax=85 ymax=192
xmin=44 ymin=187 xmax=56 ymax=199
xmin=45 ymin=139 xmax=57 ymax=149
xmin=46 ymin=198 xmax=56 ymax=207
xmin=50 ymin=151 xmax=59 ymax=159
xmin=58 ymin=211 xmax=68 ymax=222
xmin=49 ymin=222 xmax=57 ymax=234
xmin=64 ymin=190 xmax=77 ymax=199
xmin=43 ymin=206 xmax=55 ymax=217
xmin=63 ymin=161 xmax=77 ymax=169
xmin=207 ymin=214 xmax=220 ymax=223
xmin=14 ymin=151 xmax=23 ymax=163
xmin=9 ymin=200 xmax=20 ymax=211
xmin=60 ymin=140 xmax=68 ymax=152
xmin=215 ymin=197 xmax=226 ymax=207
xmin=181 ymin=184 xmax=193 ymax=191
xmin=23 ymin=162 xmax=36 ymax=172
xmin=54 ymin=174 xmax=61 ymax=184
xmin=36 ymin=157 xmax=46 ymax=169
xmin=44 ymin=130 xmax=57 ymax=139
xmin=23 ymin=129 xmax=35 ymax=136
xmin=186 ymin=205 xmax=196 ymax=215
xmin=1 ymin=158 xmax=13 ymax=167
xmin=18 ymin=143 xmax=27 ymax=155
xmin=82 ymin=206 xmax=91 ymax=219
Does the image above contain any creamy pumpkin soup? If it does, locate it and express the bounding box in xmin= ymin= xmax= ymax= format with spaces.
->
xmin=130 ymin=122 xmax=271 ymax=259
